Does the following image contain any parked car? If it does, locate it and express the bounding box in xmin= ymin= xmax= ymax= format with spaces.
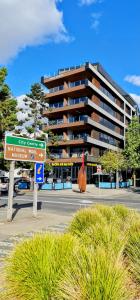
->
xmin=14 ymin=178 xmax=30 ymax=190
xmin=0 ymin=176 xmax=9 ymax=193
xmin=0 ymin=177 xmax=31 ymax=194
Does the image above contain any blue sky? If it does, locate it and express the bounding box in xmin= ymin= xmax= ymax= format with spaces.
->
xmin=0 ymin=0 xmax=140 ymax=105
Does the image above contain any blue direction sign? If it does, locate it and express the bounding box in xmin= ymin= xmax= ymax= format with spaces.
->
xmin=35 ymin=163 xmax=44 ymax=183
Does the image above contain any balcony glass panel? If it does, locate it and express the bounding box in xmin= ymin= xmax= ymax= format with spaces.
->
xmin=100 ymin=86 xmax=116 ymax=103
xmin=99 ymin=132 xmax=117 ymax=146
xmin=68 ymin=97 xmax=88 ymax=105
xmin=69 ymin=133 xmax=88 ymax=140
xmin=69 ymin=79 xmax=88 ymax=88
xmin=69 ymin=115 xmax=88 ymax=123
xmin=49 ymin=102 xmax=63 ymax=109
xmin=100 ymin=99 xmax=116 ymax=117
xmin=48 ymin=135 xmax=64 ymax=142
xmin=49 ymin=85 xmax=64 ymax=93
xmin=70 ymin=147 xmax=90 ymax=157
xmin=48 ymin=119 xmax=63 ymax=126
xmin=100 ymin=117 xmax=116 ymax=131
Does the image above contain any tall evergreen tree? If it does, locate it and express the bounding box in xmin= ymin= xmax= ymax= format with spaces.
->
xmin=0 ymin=67 xmax=17 ymax=170
xmin=16 ymin=83 xmax=47 ymax=139
xmin=124 ymin=116 xmax=140 ymax=187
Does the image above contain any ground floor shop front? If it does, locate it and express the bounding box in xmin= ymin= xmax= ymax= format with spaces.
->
xmin=47 ymin=162 xmax=98 ymax=184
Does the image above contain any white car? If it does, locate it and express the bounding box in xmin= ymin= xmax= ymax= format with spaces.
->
xmin=0 ymin=177 xmax=9 ymax=193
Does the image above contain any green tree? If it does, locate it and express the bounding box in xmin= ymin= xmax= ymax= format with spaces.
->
xmin=100 ymin=150 xmax=126 ymax=188
xmin=16 ymin=83 xmax=47 ymax=139
xmin=0 ymin=67 xmax=17 ymax=171
xmin=124 ymin=116 xmax=140 ymax=188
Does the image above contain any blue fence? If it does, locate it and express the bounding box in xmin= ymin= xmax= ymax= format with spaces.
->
xmin=41 ymin=182 xmax=72 ymax=190
xmin=97 ymin=181 xmax=130 ymax=189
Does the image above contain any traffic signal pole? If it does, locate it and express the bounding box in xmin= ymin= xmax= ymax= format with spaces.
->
xmin=7 ymin=160 xmax=15 ymax=222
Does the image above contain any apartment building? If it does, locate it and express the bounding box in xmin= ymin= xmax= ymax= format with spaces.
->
xmin=42 ymin=62 xmax=138 ymax=183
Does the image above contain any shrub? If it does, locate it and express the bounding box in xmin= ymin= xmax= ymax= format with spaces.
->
xmin=58 ymin=246 xmax=131 ymax=300
xmin=68 ymin=207 xmax=106 ymax=237
xmin=80 ymin=222 xmax=127 ymax=255
xmin=6 ymin=233 xmax=78 ymax=300
xmin=125 ymin=221 xmax=140 ymax=283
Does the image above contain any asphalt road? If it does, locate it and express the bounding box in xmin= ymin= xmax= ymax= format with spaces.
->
xmin=0 ymin=190 xmax=140 ymax=215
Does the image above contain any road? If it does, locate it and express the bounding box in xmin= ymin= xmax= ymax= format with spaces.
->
xmin=0 ymin=190 xmax=140 ymax=215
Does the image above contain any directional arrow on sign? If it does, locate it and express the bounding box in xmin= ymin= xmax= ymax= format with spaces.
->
xmin=38 ymin=177 xmax=43 ymax=181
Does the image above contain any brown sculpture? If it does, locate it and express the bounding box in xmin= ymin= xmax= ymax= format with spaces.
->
xmin=78 ymin=152 xmax=87 ymax=192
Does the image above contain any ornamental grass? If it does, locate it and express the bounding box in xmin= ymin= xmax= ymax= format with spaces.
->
xmin=58 ymin=246 xmax=131 ymax=300
xmin=6 ymin=233 xmax=78 ymax=300
xmin=5 ymin=204 xmax=140 ymax=300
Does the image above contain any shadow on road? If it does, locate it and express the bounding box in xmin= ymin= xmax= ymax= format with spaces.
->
xmin=12 ymin=202 xmax=42 ymax=220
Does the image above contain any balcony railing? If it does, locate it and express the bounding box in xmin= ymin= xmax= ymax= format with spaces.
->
xmin=48 ymin=135 xmax=64 ymax=142
xmin=49 ymin=85 xmax=64 ymax=94
xmin=50 ymin=153 xmax=69 ymax=159
xmin=68 ymin=133 xmax=89 ymax=140
xmin=68 ymin=97 xmax=88 ymax=106
xmin=49 ymin=102 xmax=63 ymax=109
xmin=100 ymin=86 xmax=116 ymax=102
xmin=69 ymin=115 xmax=88 ymax=123
xmin=48 ymin=119 xmax=63 ymax=126
xmin=68 ymin=79 xmax=88 ymax=88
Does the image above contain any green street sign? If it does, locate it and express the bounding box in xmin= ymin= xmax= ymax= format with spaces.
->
xmin=6 ymin=136 xmax=46 ymax=149
xmin=5 ymin=136 xmax=46 ymax=162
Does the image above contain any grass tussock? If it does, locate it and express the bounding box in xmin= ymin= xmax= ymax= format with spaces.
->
xmin=58 ymin=246 xmax=132 ymax=300
xmin=4 ymin=204 xmax=140 ymax=300
xmin=6 ymin=233 xmax=78 ymax=300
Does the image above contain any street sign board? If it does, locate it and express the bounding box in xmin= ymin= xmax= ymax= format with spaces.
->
xmin=4 ymin=136 xmax=46 ymax=162
xmin=35 ymin=163 xmax=44 ymax=183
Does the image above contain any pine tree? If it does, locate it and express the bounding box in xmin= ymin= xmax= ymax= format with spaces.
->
xmin=0 ymin=67 xmax=17 ymax=170
xmin=16 ymin=83 xmax=48 ymax=139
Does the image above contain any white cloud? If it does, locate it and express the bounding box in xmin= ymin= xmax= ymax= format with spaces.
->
xmin=0 ymin=0 xmax=68 ymax=64
xmin=124 ymin=75 xmax=140 ymax=87
xmin=91 ymin=12 xmax=102 ymax=30
xmin=130 ymin=93 xmax=140 ymax=107
xmin=79 ymin=0 xmax=100 ymax=5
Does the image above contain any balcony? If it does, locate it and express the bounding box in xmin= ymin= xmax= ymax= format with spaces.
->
xmin=69 ymin=115 xmax=88 ymax=123
xmin=49 ymin=85 xmax=64 ymax=94
xmin=68 ymin=79 xmax=88 ymax=88
xmin=45 ymin=79 xmax=89 ymax=99
xmin=69 ymin=133 xmax=89 ymax=140
xmin=49 ymin=102 xmax=63 ymax=109
xmin=47 ymin=134 xmax=89 ymax=146
xmin=48 ymin=119 xmax=63 ymax=126
xmin=68 ymin=96 xmax=88 ymax=105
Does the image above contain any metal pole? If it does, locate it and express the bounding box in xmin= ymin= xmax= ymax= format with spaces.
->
xmin=7 ymin=160 xmax=15 ymax=222
xmin=33 ymin=127 xmax=38 ymax=217
xmin=33 ymin=164 xmax=38 ymax=217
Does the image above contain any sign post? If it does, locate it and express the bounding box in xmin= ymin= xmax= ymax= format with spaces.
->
xmin=97 ymin=165 xmax=102 ymax=189
xmin=35 ymin=163 xmax=44 ymax=184
xmin=33 ymin=163 xmax=44 ymax=217
xmin=7 ymin=160 xmax=15 ymax=222
xmin=4 ymin=136 xmax=46 ymax=221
